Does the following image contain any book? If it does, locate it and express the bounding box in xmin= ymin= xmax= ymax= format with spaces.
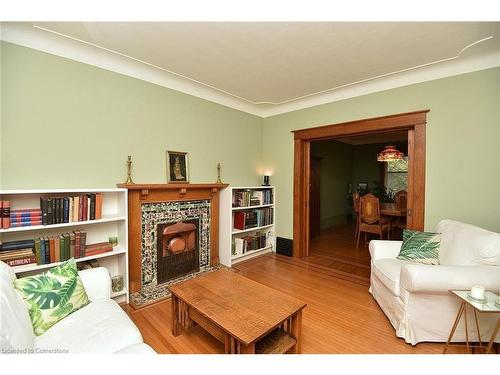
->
xmin=95 ymin=193 xmax=103 ymax=220
xmin=63 ymin=197 xmax=69 ymax=223
xmin=40 ymin=237 xmax=46 ymax=265
xmin=1 ymin=201 xmax=10 ymax=229
xmin=34 ymin=238 xmax=41 ymax=265
xmin=46 ymin=198 xmax=54 ymax=225
xmin=44 ymin=237 xmax=50 ymax=264
xmin=82 ymin=196 xmax=88 ymax=221
xmin=10 ymin=220 xmax=43 ymax=227
xmin=233 ymin=212 xmax=246 ymax=230
xmin=0 ymin=240 xmax=35 ymax=251
xmin=68 ymin=197 xmax=73 ymax=223
xmin=4 ymin=257 xmax=36 ymax=267
xmin=80 ymin=231 xmax=87 ymax=256
xmin=89 ymin=193 xmax=96 ymax=220
xmin=0 ymin=248 xmax=36 ymax=260
xmin=0 ymin=201 xmax=2 ymax=229
xmin=70 ymin=232 xmax=75 ymax=258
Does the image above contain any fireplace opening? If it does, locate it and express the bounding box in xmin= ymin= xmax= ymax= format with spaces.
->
xmin=156 ymin=219 xmax=200 ymax=284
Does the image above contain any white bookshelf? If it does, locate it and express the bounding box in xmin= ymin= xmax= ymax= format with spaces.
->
xmin=0 ymin=188 xmax=129 ymax=304
xmin=219 ymin=186 xmax=275 ymax=266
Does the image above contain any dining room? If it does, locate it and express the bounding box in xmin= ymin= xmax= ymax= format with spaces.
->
xmin=305 ymin=130 xmax=410 ymax=281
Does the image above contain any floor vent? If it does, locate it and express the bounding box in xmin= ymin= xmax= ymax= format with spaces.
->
xmin=276 ymin=237 xmax=293 ymax=257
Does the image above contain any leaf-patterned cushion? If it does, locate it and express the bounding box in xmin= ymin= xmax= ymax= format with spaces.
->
xmin=397 ymin=229 xmax=441 ymax=265
xmin=13 ymin=258 xmax=90 ymax=336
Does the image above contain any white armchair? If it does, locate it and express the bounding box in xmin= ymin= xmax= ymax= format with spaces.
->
xmin=369 ymin=220 xmax=500 ymax=345
xmin=0 ymin=262 xmax=156 ymax=354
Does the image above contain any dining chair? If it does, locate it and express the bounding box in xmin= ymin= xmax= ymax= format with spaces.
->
xmin=352 ymin=192 xmax=360 ymax=242
xmin=392 ymin=190 xmax=407 ymax=238
xmin=356 ymin=193 xmax=391 ymax=249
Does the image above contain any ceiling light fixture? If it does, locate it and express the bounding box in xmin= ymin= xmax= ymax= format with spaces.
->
xmin=377 ymin=145 xmax=404 ymax=162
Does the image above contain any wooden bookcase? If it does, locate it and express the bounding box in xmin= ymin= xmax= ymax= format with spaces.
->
xmin=219 ymin=186 xmax=275 ymax=267
xmin=0 ymin=188 xmax=129 ymax=304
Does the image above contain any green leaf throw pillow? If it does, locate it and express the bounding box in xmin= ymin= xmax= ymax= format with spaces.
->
xmin=13 ymin=258 xmax=90 ymax=336
xmin=397 ymin=229 xmax=441 ymax=265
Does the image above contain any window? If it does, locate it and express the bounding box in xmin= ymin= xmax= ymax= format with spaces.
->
xmin=385 ymin=157 xmax=408 ymax=194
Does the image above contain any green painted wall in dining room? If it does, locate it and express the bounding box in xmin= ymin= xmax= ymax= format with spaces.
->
xmin=262 ymin=67 xmax=500 ymax=237
xmin=0 ymin=41 xmax=264 ymax=189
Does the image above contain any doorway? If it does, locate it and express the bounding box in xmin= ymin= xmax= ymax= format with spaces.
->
xmin=292 ymin=110 xmax=428 ymax=259
xmin=307 ymin=133 xmax=409 ymax=272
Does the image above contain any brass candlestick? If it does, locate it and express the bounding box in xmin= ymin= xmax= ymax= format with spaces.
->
xmin=216 ymin=162 xmax=222 ymax=183
xmin=124 ymin=155 xmax=135 ymax=184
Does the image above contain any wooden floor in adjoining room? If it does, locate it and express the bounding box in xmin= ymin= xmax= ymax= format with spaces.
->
xmin=123 ymin=253 xmax=457 ymax=354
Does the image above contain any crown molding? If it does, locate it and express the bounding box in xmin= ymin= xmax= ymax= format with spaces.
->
xmin=0 ymin=23 xmax=263 ymax=116
xmin=261 ymin=49 xmax=500 ymax=117
xmin=1 ymin=22 xmax=499 ymax=119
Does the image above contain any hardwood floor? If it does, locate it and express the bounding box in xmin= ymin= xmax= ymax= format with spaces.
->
xmin=306 ymin=223 xmax=372 ymax=283
xmin=123 ymin=253 xmax=460 ymax=354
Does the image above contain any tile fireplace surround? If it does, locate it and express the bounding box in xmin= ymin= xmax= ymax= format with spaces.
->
xmin=130 ymin=200 xmax=220 ymax=307
xmin=118 ymin=183 xmax=227 ymax=308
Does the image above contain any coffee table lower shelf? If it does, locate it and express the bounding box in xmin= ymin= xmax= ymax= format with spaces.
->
xmin=171 ymin=295 xmax=303 ymax=354
xmin=255 ymin=328 xmax=297 ymax=354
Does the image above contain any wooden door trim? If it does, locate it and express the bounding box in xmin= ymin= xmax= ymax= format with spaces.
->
xmin=292 ymin=110 xmax=428 ymax=258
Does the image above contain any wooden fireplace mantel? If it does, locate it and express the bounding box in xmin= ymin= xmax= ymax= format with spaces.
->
xmin=117 ymin=182 xmax=228 ymax=294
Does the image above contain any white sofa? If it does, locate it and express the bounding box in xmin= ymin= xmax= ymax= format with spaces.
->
xmin=0 ymin=261 xmax=155 ymax=354
xmin=369 ymin=219 xmax=500 ymax=345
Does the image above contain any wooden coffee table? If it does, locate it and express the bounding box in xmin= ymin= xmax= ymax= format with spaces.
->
xmin=168 ymin=268 xmax=307 ymax=354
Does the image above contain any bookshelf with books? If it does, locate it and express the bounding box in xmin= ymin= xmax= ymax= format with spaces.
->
xmin=0 ymin=188 xmax=129 ymax=303
xmin=219 ymin=186 xmax=275 ymax=266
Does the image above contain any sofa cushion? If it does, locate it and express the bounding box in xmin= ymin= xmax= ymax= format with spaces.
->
xmin=437 ymin=220 xmax=500 ymax=266
xmin=397 ymin=229 xmax=440 ymax=265
xmin=372 ymin=258 xmax=414 ymax=296
xmin=35 ymin=299 xmax=143 ymax=353
xmin=0 ymin=261 xmax=35 ymax=352
xmin=115 ymin=343 xmax=157 ymax=354
xmin=14 ymin=259 xmax=90 ymax=336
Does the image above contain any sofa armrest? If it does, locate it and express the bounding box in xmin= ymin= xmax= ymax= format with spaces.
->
xmin=400 ymin=264 xmax=500 ymax=294
xmin=78 ymin=267 xmax=111 ymax=301
xmin=369 ymin=240 xmax=402 ymax=261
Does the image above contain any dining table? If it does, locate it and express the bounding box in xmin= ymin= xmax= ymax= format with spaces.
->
xmin=380 ymin=202 xmax=407 ymax=217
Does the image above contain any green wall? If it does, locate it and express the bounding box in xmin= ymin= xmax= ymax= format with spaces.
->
xmin=0 ymin=42 xmax=263 ymax=189
xmin=263 ymin=67 xmax=500 ymax=237
xmin=311 ymin=140 xmax=352 ymax=228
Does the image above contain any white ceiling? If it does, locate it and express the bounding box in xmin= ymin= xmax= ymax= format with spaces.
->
xmin=3 ymin=22 xmax=500 ymax=116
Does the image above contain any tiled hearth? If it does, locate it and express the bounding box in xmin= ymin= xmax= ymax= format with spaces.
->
xmin=130 ymin=199 xmax=220 ymax=307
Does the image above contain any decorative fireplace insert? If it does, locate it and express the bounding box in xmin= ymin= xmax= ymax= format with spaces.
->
xmin=156 ymin=219 xmax=200 ymax=284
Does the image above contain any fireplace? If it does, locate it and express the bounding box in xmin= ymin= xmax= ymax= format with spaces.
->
xmin=156 ymin=219 xmax=200 ymax=284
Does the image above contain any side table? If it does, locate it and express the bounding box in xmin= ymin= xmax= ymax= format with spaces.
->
xmin=443 ymin=290 xmax=500 ymax=354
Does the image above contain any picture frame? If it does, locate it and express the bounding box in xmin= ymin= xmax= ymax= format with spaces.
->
xmin=357 ymin=182 xmax=368 ymax=192
xmin=166 ymin=151 xmax=189 ymax=183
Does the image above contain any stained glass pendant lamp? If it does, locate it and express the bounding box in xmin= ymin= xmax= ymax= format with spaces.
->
xmin=377 ymin=145 xmax=404 ymax=162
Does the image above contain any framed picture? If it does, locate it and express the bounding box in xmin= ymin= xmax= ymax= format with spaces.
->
xmin=357 ymin=182 xmax=368 ymax=192
xmin=166 ymin=151 xmax=189 ymax=183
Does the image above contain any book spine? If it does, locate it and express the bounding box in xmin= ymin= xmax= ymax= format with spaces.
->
xmin=47 ymin=198 xmax=54 ymax=225
xmin=10 ymin=221 xmax=43 ymax=227
xmin=95 ymin=193 xmax=103 ymax=220
xmin=11 ymin=213 xmax=43 ymax=220
xmin=79 ymin=196 xmax=84 ymax=221
xmin=10 ymin=215 xmax=42 ymax=222
xmin=5 ymin=257 xmax=36 ymax=266
xmin=89 ymin=193 xmax=96 ymax=220
xmin=1 ymin=240 xmax=36 ymax=251
xmin=1 ymin=201 xmax=10 ymax=229
xmin=70 ymin=232 xmax=75 ymax=258
xmin=34 ymin=238 xmax=41 ymax=265
xmin=0 ymin=201 xmax=3 ymax=229
xmin=63 ymin=197 xmax=69 ymax=223
xmin=44 ymin=238 xmax=50 ymax=264
xmin=40 ymin=238 xmax=45 ymax=265
xmin=58 ymin=198 xmax=64 ymax=224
